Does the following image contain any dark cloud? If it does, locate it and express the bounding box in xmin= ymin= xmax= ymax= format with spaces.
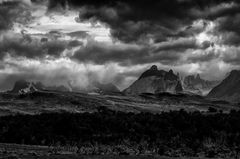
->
xmin=187 ymin=51 xmax=219 ymax=63
xmin=2 ymin=0 xmax=238 ymax=55
xmin=0 ymin=5 xmax=12 ymax=30
xmin=191 ymin=1 xmax=240 ymax=20
xmin=214 ymin=13 xmax=240 ymax=45
xmin=71 ymin=36 xmax=214 ymax=66
xmin=67 ymin=40 xmax=83 ymax=48
xmin=46 ymin=0 xmax=240 ymax=44
xmin=221 ymin=32 xmax=240 ymax=46
xmin=0 ymin=35 xmax=68 ymax=59
xmin=0 ymin=1 xmax=33 ymax=31
xmin=153 ymin=38 xmax=211 ymax=53
xmin=220 ymin=47 xmax=240 ymax=65
xmin=72 ymin=41 xmax=185 ymax=66
xmin=41 ymin=38 xmax=48 ymax=43
xmin=72 ymin=41 xmax=148 ymax=65
xmin=48 ymin=30 xmax=63 ymax=39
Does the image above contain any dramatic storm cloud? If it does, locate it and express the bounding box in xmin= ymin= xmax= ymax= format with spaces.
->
xmin=0 ymin=0 xmax=240 ymax=90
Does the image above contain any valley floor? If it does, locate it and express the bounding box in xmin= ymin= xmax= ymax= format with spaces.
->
xmin=0 ymin=91 xmax=238 ymax=116
xmin=0 ymin=143 xmax=233 ymax=159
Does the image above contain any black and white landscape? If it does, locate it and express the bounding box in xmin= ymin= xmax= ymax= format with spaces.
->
xmin=1 ymin=0 xmax=240 ymax=158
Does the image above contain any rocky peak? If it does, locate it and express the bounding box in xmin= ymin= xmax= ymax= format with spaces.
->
xmin=139 ymin=65 xmax=164 ymax=79
xmin=165 ymin=69 xmax=178 ymax=81
xmin=139 ymin=65 xmax=179 ymax=81
xmin=196 ymin=74 xmax=201 ymax=80
xmin=169 ymin=69 xmax=174 ymax=74
xmin=150 ymin=65 xmax=158 ymax=71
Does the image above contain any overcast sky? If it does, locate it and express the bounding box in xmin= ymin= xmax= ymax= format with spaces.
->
xmin=0 ymin=0 xmax=240 ymax=90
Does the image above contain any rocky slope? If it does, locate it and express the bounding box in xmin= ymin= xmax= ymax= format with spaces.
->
xmin=46 ymin=85 xmax=70 ymax=92
xmin=92 ymin=82 xmax=120 ymax=93
xmin=69 ymin=81 xmax=120 ymax=94
xmin=123 ymin=65 xmax=183 ymax=95
xmin=208 ymin=70 xmax=240 ymax=102
xmin=183 ymin=74 xmax=219 ymax=95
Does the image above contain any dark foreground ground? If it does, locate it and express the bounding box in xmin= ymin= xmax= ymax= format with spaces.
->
xmin=0 ymin=91 xmax=240 ymax=158
xmin=0 ymin=109 xmax=240 ymax=158
xmin=0 ymin=154 xmax=227 ymax=159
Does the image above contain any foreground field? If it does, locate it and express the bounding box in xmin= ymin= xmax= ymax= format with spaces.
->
xmin=0 ymin=91 xmax=238 ymax=116
xmin=1 ymin=110 xmax=240 ymax=158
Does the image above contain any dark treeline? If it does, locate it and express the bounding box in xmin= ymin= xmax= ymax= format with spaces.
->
xmin=0 ymin=108 xmax=240 ymax=157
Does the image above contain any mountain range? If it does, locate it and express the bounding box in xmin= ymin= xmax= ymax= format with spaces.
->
xmin=123 ymin=65 xmax=223 ymax=97
xmin=8 ymin=66 xmax=240 ymax=103
xmin=183 ymin=74 xmax=219 ymax=95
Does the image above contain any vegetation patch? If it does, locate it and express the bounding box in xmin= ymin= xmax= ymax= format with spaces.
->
xmin=0 ymin=108 xmax=240 ymax=158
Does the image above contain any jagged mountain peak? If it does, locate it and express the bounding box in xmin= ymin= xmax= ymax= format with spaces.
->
xmin=183 ymin=74 xmax=219 ymax=96
xmin=139 ymin=65 xmax=164 ymax=79
xmin=139 ymin=65 xmax=179 ymax=81
xmin=196 ymin=74 xmax=201 ymax=80
xmin=165 ymin=69 xmax=178 ymax=81
xmin=150 ymin=65 xmax=158 ymax=70
xmin=124 ymin=66 xmax=182 ymax=95
xmin=168 ymin=69 xmax=174 ymax=74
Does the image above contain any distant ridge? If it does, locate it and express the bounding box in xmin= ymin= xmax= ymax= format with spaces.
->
xmin=9 ymin=80 xmax=120 ymax=95
xmin=92 ymin=82 xmax=120 ymax=93
xmin=10 ymin=80 xmax=40 ymax=94
xmin=9 ymin=80 xmax=70 ymax=94
xmin=183 ymin=74 xmax=219 ymax=95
